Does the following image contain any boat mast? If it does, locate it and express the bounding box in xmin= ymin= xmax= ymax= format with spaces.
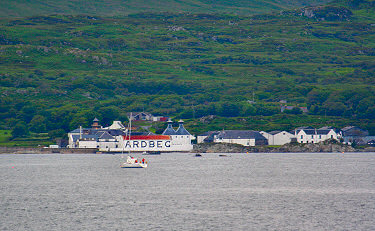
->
xmin=128 ymin=112 xmax=132 ymax=154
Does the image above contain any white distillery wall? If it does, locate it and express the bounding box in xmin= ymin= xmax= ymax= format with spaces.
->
xmin=273 ymin=132 xmax=294 ymax=145
xmin=99 ymin=136 xmax=193 ymax=152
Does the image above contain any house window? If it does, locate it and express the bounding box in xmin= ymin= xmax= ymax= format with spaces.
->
xmin=312 ymin=141 xmax=314 ymax=143
xmin=331 ymin=135 xmax=333 ymax=139
xmin=319 ymin=135 xmax=321 ymax=139
xmin=301 ymin=135 xmax=303 ymax=139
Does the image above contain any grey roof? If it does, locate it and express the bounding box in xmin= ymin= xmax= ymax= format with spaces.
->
xmin=105 ymin=129 xmax=127 ymax=136
xmin=93 ymin=117 xmax=99 ymax=122
xmin=269 ymin=131 xmax=281 ymax=135
xmin=299 ymin=129 xmax=329 ymax=135
xmin=300 ymin=129 xmax=316 ymax=135
xmin=175 ymin=123 xmax=191 ymax=135
xmin=69 ymin=128 xmax=91 ymax=133
xmin=69 ymin=127 xmax=126 ymax=136
xmin=316 ymin=130 xmax=330 ymax=135
xmin=341 ymin=126 xmax=368 ymax=137
xmin=203 ymin=131 xmax=220 ymax=142
xmin=162 ymin=123 xmax=177 ymax=135
xmin=71 ymin=134 xmax=98 ymax=142
xmin=295 ymin=126 xmax=314 ymax=131
xmin=70 ymin=128 xmax=82 ymax=133
xmin=217 ymin=130 xmax=267 ymax=140
xmin=341 ymin=126 xmax=356 ymax=131
xmin=97 ymin=131 xmax=115 ymax=140
xmin=297 ymin=128 xmax=335 ymax=135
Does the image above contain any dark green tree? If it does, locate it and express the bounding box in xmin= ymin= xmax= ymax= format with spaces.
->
xmin=11 ymin=122 xmax=29 ymax=139
xmin=29 ymin=115 xmax=47 ymax=133
xmin=48 ymin=129 xmax=66 ymax=140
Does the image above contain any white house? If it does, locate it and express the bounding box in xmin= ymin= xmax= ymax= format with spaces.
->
xmin=295 ymin=126 xmax=340 ymax=144
xmin=127 ymin=112 xmax=153 ymax=121
xmin=213 ymin=130 xmax=268 ymax=146
xmin=260 ymin=131 xmax=295 ymax=145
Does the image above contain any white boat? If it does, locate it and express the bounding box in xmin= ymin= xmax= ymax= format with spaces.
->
xmin=120 ymin=156 xmax=147 ymax=168
xmin=120 ymin=113 xmax=147 ymax=168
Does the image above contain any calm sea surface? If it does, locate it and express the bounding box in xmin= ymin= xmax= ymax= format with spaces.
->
xmin=1 ymin=153 xmax=375 ymax=230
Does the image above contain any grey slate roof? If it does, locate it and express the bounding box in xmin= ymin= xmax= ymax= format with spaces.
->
xmin=69 ymin=128 xmax=91 ymax=134
xmin=175 ymin=123 xmax=191 ymax=135
xmin=97 ymin=131 xmax=115 ymax=140
xmin=162 ymin=123 xmax=177 ymax=135
xmin=298 ymin=129 xmax=330 ymax=135
xmin=217 ymin=130 xmax=267 ymax=140
xmin=69 ymin=127 xmax=126 ymax=136
xmin=341 ymin=126 xmax=369 ymax=137
xmin=341 ymin=126 xmax=356 ymax=131
xmin=71 ymin=134 xmax=99 ymax=142
xmin=316 ymin=130 xmax=331 ymax=135
xmin=296 ymin=127 xmax=336 ymax=135
xmin=105 ymin=129 xmax=126 ymax=136
xmin=203 ymin=131 xmax=220 ymax=143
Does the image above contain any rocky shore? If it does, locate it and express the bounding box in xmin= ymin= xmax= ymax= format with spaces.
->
xmin=193 ymin=142 xmax=375 ymax=153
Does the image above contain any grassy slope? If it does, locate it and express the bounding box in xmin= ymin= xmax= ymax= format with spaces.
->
xmin=0 ymin=1 xmax=375 ymax=141
xmin=0 ymin=0 xmax=331 ymax=17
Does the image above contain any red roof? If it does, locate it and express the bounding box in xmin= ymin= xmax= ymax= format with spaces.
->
xmin=123 ymin=135 xmax=171 ymax=140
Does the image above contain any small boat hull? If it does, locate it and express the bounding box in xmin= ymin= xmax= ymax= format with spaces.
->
xmin=120 ymin=165 xmax=145 ymax=168
xmin=120 ymin=163 xmax=147 ymax=168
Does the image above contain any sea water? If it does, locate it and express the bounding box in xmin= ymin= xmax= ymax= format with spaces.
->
xmin=1 ymin=153 xmax=375 ymax=230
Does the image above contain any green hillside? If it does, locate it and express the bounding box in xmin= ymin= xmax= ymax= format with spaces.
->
xmin=0 ymin=0 xmax=330 ymax=17
xmin=0 ymin=0 xmax=375 ymax=140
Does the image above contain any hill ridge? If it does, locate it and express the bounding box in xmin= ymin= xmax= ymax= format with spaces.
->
xmin=0 ymin=0 xmax=331 ymax=17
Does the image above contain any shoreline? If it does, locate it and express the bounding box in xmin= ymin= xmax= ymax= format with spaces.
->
xmin=193 ymin=143 xmax=375 ymax=153
xmin=1 ymin=143 xmax=375 ymax=154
